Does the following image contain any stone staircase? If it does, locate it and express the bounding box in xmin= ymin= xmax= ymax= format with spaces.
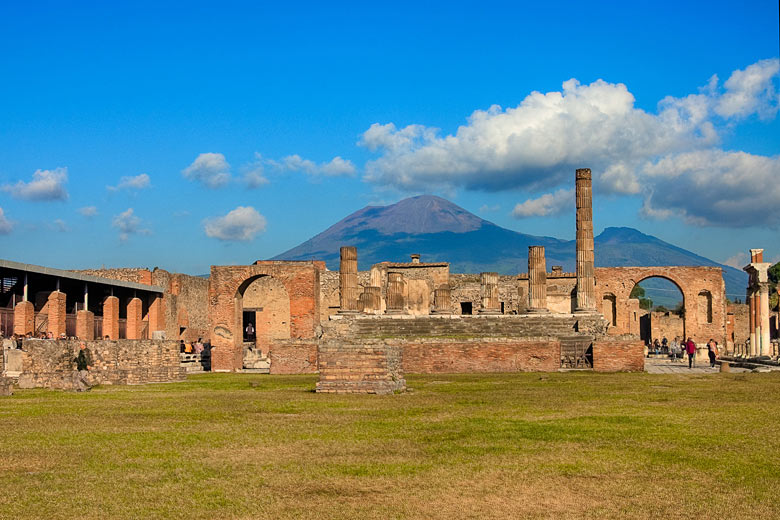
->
xmin=243 ymin=343 xmax=270 ymax=373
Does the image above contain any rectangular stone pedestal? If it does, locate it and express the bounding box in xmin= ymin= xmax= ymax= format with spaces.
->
xmin=316 ymin=341 xmax=406 ymax=394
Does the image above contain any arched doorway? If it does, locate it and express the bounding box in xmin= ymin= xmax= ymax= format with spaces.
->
xmin=235 ymin=275 xmax=291 ymax=370
xmin=630 ymin=276 xmax=685 ymax=348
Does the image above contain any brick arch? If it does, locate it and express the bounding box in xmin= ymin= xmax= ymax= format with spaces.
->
xmin=208 ymin=261 xmax=322 ymax=372
xmin=594 ymin=266 xmax=726 ymax=345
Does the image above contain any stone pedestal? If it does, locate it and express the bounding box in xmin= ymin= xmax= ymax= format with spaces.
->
xmin=13 ymin=301 xmax=35 ymax=336
xmin=575 ymin=168 xmax=596 ymax=312
xmin=386 ymin=273 xmax=406 ymax=314
xmin=359 ymin=286 xmax=382 ymax=314
xmin=103 ymin=296 xmax=119 ymax=340
xmin=432 ymin=285 xmax=452 ymax=314
xmin=76 ymin=310 xmax=95 ymax=340
xmin=527 ymin=246 xmax=549 ymax=313
xmin=47 ymin=291 xmax=67 ymax=337
xmin=338 ymin=246 xmax=360 ymax=314
xmin=127 ymin=297 xmax=143 ymax=339
xmin=479 ymin=272 xmax=501 ymax=314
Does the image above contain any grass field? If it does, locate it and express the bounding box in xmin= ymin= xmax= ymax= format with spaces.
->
xmin=1 ymin=371 xmax=779 ymax=519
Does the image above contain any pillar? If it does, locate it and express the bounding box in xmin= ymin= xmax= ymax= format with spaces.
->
xmin=386 ymin=273 xmax=406 ymax=314
xmin=575 ymin=168 xmax=596 ymax=312
xmin=13 ymin=300 xmax=34 ymax=336
xmin=479 ymin=272 xmax=501 ymax=314
xmin=748 ymin=289 xmax=756 ymax=356
xmin=47 ymin=290 xmax=67 ymax=338
xmin=127 ymin=297 xmax=143 ymax=339
xmin=103 ymin=296 xmax=119 ymax=340
xmin=410 ymin=254 xmax=421 ymax=263
xmin=148 ymin=294 xmax=165 ymax=333
xmin=76 ymin=310 xmax=95 ymax=340
xmin=339 ymin=246 xmax=360 ymax=314
xmin=760 ymin=282 xmax=771 ymax=356
xmin=527 ymin=246 xmax=549 ymax=313
xmin=432 ymin=285 xmax=452 ymax=314
xmin=359 ymin=286 xmax=382 ymax=314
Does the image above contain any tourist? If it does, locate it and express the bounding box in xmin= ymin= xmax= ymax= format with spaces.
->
xmin=180 ymin=339 xmax=186 ymax=353
xmin=685 ymin=337 xmax=696 ymax=369
xmin=670 ymin=337 xmax=680 ymax=362
xmin=653 ymin=338 xmax=661 ymax=357
xmin=662 ymin=337 xmax=668 ymax=354
xmin=245 ymin=322 xmax=255 ymax=341
xmin=707 ymin=339 xmax=718 ymax=368
xmin=193 ymin=338 xmax=204 ymax=354
xmin=72 ymin=341 xmax=93 ymax=392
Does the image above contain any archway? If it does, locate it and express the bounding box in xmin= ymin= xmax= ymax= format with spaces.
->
xmin=630 ymin=276 xmax=685 ymax=348
xmin=235 ymin=275 xmax=290 ymax=369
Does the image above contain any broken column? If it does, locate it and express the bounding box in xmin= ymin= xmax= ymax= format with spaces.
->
xmin=527 ymin=246 xmax=549 ymax=313
xmin=126 ymin=297 xmax=143 ymax=339
xmin=338 ymin=246 xmax=360 ymax=314
xmin=76 ymin=310 xmax=95 ymax=340
xmin=479 ymin=272 xmax=501 ymax=314
xmin=47 ymin=290 xmax=67 ymax=338
xmin=103 ymin=296 xmax=119 ymax=340
xmin=432 ymin=284 xmax=452 ymax=314
xmin=575 ymin=168 xmax=596 ymax=312
xmin=13 ymin=301 xmax=35 ymax=336
xmin=359 ymin=286 xmax=382 ymax=314
xmin=386 ymin=272 xmax=406 ymax=314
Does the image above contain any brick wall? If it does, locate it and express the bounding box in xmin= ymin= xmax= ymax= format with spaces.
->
xmin=317 ymin=341 xmax=405 ymax=394
xmin=592 ymin=339 xmax=645 ymax=372
xmin=268 ymin=340 xmax=318 ymax=374
xmin=15 ymin=339 xmax=185 ymax=389
xmin=401 ymin=338 xmax=560 ymax=373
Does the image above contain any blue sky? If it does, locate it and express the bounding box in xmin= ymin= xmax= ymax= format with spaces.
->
xmin=0 ymin=1 xmax=778 ymax=275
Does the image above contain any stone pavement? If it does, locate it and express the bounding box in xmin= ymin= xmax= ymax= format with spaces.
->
xmin=644 ymin=356 xmax=751 ymax=374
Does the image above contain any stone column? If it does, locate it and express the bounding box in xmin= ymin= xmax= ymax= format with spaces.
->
xmin=748 ymin=289 xmax=756 ymax=355
xmin=47 ymin=291 xmax=67 ymax=338
xmin=76 ymin=310 xmax=95 ymax=340
xmin=432 ymin=285 xmax=452 ymax=314
xmin=575 ymin=168 xmax=596 ymax=312
xmin=760 ymin=282 xmax=771 ymax=356
xmin=13 ymin=300 xmax=35 ymax=336
xmin=103 ymin=296 xmax=119 ymax=340
xmin=359 ymin=286 xmax=382 ymax=314
xmin=338 ymin=246 xmax=360 ymax=314
xmin=127 ymin=297 xmax=143 ymax=339
xmin=479 ymin=272 xmax=501 ymax=314
xmin=527 ymin=246 xmax=549 ymax=313
xmin=148 ymin=294 xmax=165 ymax=334
xmin=386 ymin=273 xmax=406 ymax=314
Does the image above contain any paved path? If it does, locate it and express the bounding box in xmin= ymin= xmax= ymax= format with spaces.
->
xmin=644 ymin=357 xmax=750 ymax=374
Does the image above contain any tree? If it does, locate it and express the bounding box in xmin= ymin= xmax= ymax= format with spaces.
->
xmin=770 ymin=261 xmax=780 ymax=311
xmin=630 ymin=285 xmax=653 ymax=311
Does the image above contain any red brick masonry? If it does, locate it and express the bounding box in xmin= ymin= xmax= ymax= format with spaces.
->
xmin=592 ymin=339 xmax=645 ymax=372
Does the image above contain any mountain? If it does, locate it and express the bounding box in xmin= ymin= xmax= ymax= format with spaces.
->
xmin=272 ymin=195 xmax=747 ymax=299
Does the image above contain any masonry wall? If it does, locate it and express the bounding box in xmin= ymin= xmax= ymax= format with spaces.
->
xmin=592 ymin=340 xmax=645 ymax=372
xmin=729 ymin=302 xmax=749 ymax=346
xmin=402 ymin=338 xmax=560 ymax=373
xmin=268 ymin=340 xmax=318 ymax=374
xmin=151 ymin=269 xmax=209 ymax=342
xmin=15 ymin=339 xmax=185 ymax=389
xmin=317 ymin=341 xmax=405 ymax=394
xmin=649 ymin=311 xmax=685 ymax=342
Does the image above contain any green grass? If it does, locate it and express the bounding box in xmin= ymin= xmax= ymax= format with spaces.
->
xmin=1 ymin=371 xmax=779 ymax=519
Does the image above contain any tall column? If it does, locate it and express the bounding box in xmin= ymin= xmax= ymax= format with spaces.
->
xmin=103 ymin=296 xmax=119 ymax=340
xmin=386 ymin=273 xmax=406 ymax=314
xmin=527 ymin=246 xmax=549 ymax=313
xmin=47 ymin=290 xmax=67 ymax=338
xmin=760 ymin=282 xmax=771 ymax=356
xmin=339 ymin=246 xmax=360 ymax=314
xmin=575 ymin=168 xmax=596 ymax=312
xmin=432 ymin=285 xmax=452 ymax=314
xmin=127 ymin=297 xmax=143 ymax=339
xmin=479 ymin=272 xmax=501 ymax=314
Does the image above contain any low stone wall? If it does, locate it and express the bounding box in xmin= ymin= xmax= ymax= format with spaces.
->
xmin=592 ymin=340 xmax=645 ymax=372
xmin=15 ymin=339 xmax=185 ymax=389
xmin=402 ymin=338 xmax=560 ymax=373
xmin=316 ymin=341 xmax=405 ymax=394
xmin=269 ymin=340 xmax=318 ymax=374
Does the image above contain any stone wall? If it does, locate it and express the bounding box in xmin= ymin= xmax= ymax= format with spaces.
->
xmin=316 ymin=341 xmax=405 ymax=394
xmin=15 ymin=339 xmax=185 ymax=389
xmin=729 ymin=302 xmax=749 ymax=346
xmin=649 ymin=311 xmax=685 ymax=342
xmin=268 ymin=340 xmax=318 ymax=374
xmin=592 ymin=339 xmax=645 ymax=372
xmin=151 ymin=269 xmax=209 ymax=342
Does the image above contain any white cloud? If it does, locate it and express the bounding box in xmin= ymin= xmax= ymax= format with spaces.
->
xmin=182 ymin=153 xmax=231 ymax=188
xmin=78 ymin=206 xmax=98 ymax=217
xmin=271 ymin=154 xmax=356 ymax=177
xmin=111 ymin=208 xmax=149 ymax=242
xmin=242 ymin=153 xmax=269 ymax=188
xmin=203 ymin=206 xmax=267 ymax=241
xmin=714 ymin=58 xmax=780 ymax=120
xmin=1 ymin=167 xmax=69 ymax=201
xmin=0 ymin=208 xmax=12 ymax=234
xmin=52 ymin=219 xmax=68 ymax=232
xmin=723 ymin=252 xmax=749 ymax=269
xmin=107 ymin=173 xmax=151 ymax=192
xmin=512 ymin=188 xmax=574 ymax=218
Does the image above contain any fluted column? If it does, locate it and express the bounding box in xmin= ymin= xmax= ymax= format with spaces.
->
xmin=339 ymin=246 xmax=359 ymax=314
xmin=527 ymin=246 xmax=549 ymax=313
xmin=479 ymin=272 xmax=501 ymax=314
xmin=432 ymin=285 xmax=452 ymax=314
xmin=359 ymin=286 xmax=382 ymax=314
xmin=386 ymin=273 xmax=406 ymax=314
xmin=575 ymin=168 xmax=596 ymax=312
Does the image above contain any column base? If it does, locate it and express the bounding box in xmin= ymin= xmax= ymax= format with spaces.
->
xmin=526 ymin=308 xmax=550 ymax=314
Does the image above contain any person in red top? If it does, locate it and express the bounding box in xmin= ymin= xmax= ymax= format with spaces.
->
xmin=685 ymin=338 xmax=697 ymax=369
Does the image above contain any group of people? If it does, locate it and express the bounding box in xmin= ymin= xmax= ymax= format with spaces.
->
xmin=653 ymin=336 xmax=720 ymax=369
xmin=180 ymin=338 xmax=207 ymax=354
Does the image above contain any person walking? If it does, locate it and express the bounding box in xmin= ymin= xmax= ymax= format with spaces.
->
xmin=670 ymin=337 xmax=679 ymax=362
xmin=73 ymin=341 xmax=93 ymax=392
xmin=707 ymin=339 xmax=718 ymax=368
xmin=685 ymin=337 xmax=696 ymax=369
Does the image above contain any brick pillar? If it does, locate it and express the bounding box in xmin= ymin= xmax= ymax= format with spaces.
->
xmin=479 ymin=272 xmax=501 ymax=314
xmin=432 ymin=285 xmax=452 ymax=314
xmin=13 ymin=301 xmax=35 ymax=335
xmin=339 ymin=246 xmax=360 ymax=314
xmin=527 ymin=246 xmax=549 ymax=313
xmin=126 ymin=297 xmax=143 ymax=339
xmin=386 ymin=273 xmax=406 ymax=314
xmin=76 ymin=310 xmax=95 ymax=340
xmin=47 ymin=291 xmax=67 ymax=337
xmin=103 ymin=296 xmax=119 ymax=340
xmin=575 ymin=168 xmax=596 ymax=312
xmin=148 ymin=294 xmax=165 ymax=334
